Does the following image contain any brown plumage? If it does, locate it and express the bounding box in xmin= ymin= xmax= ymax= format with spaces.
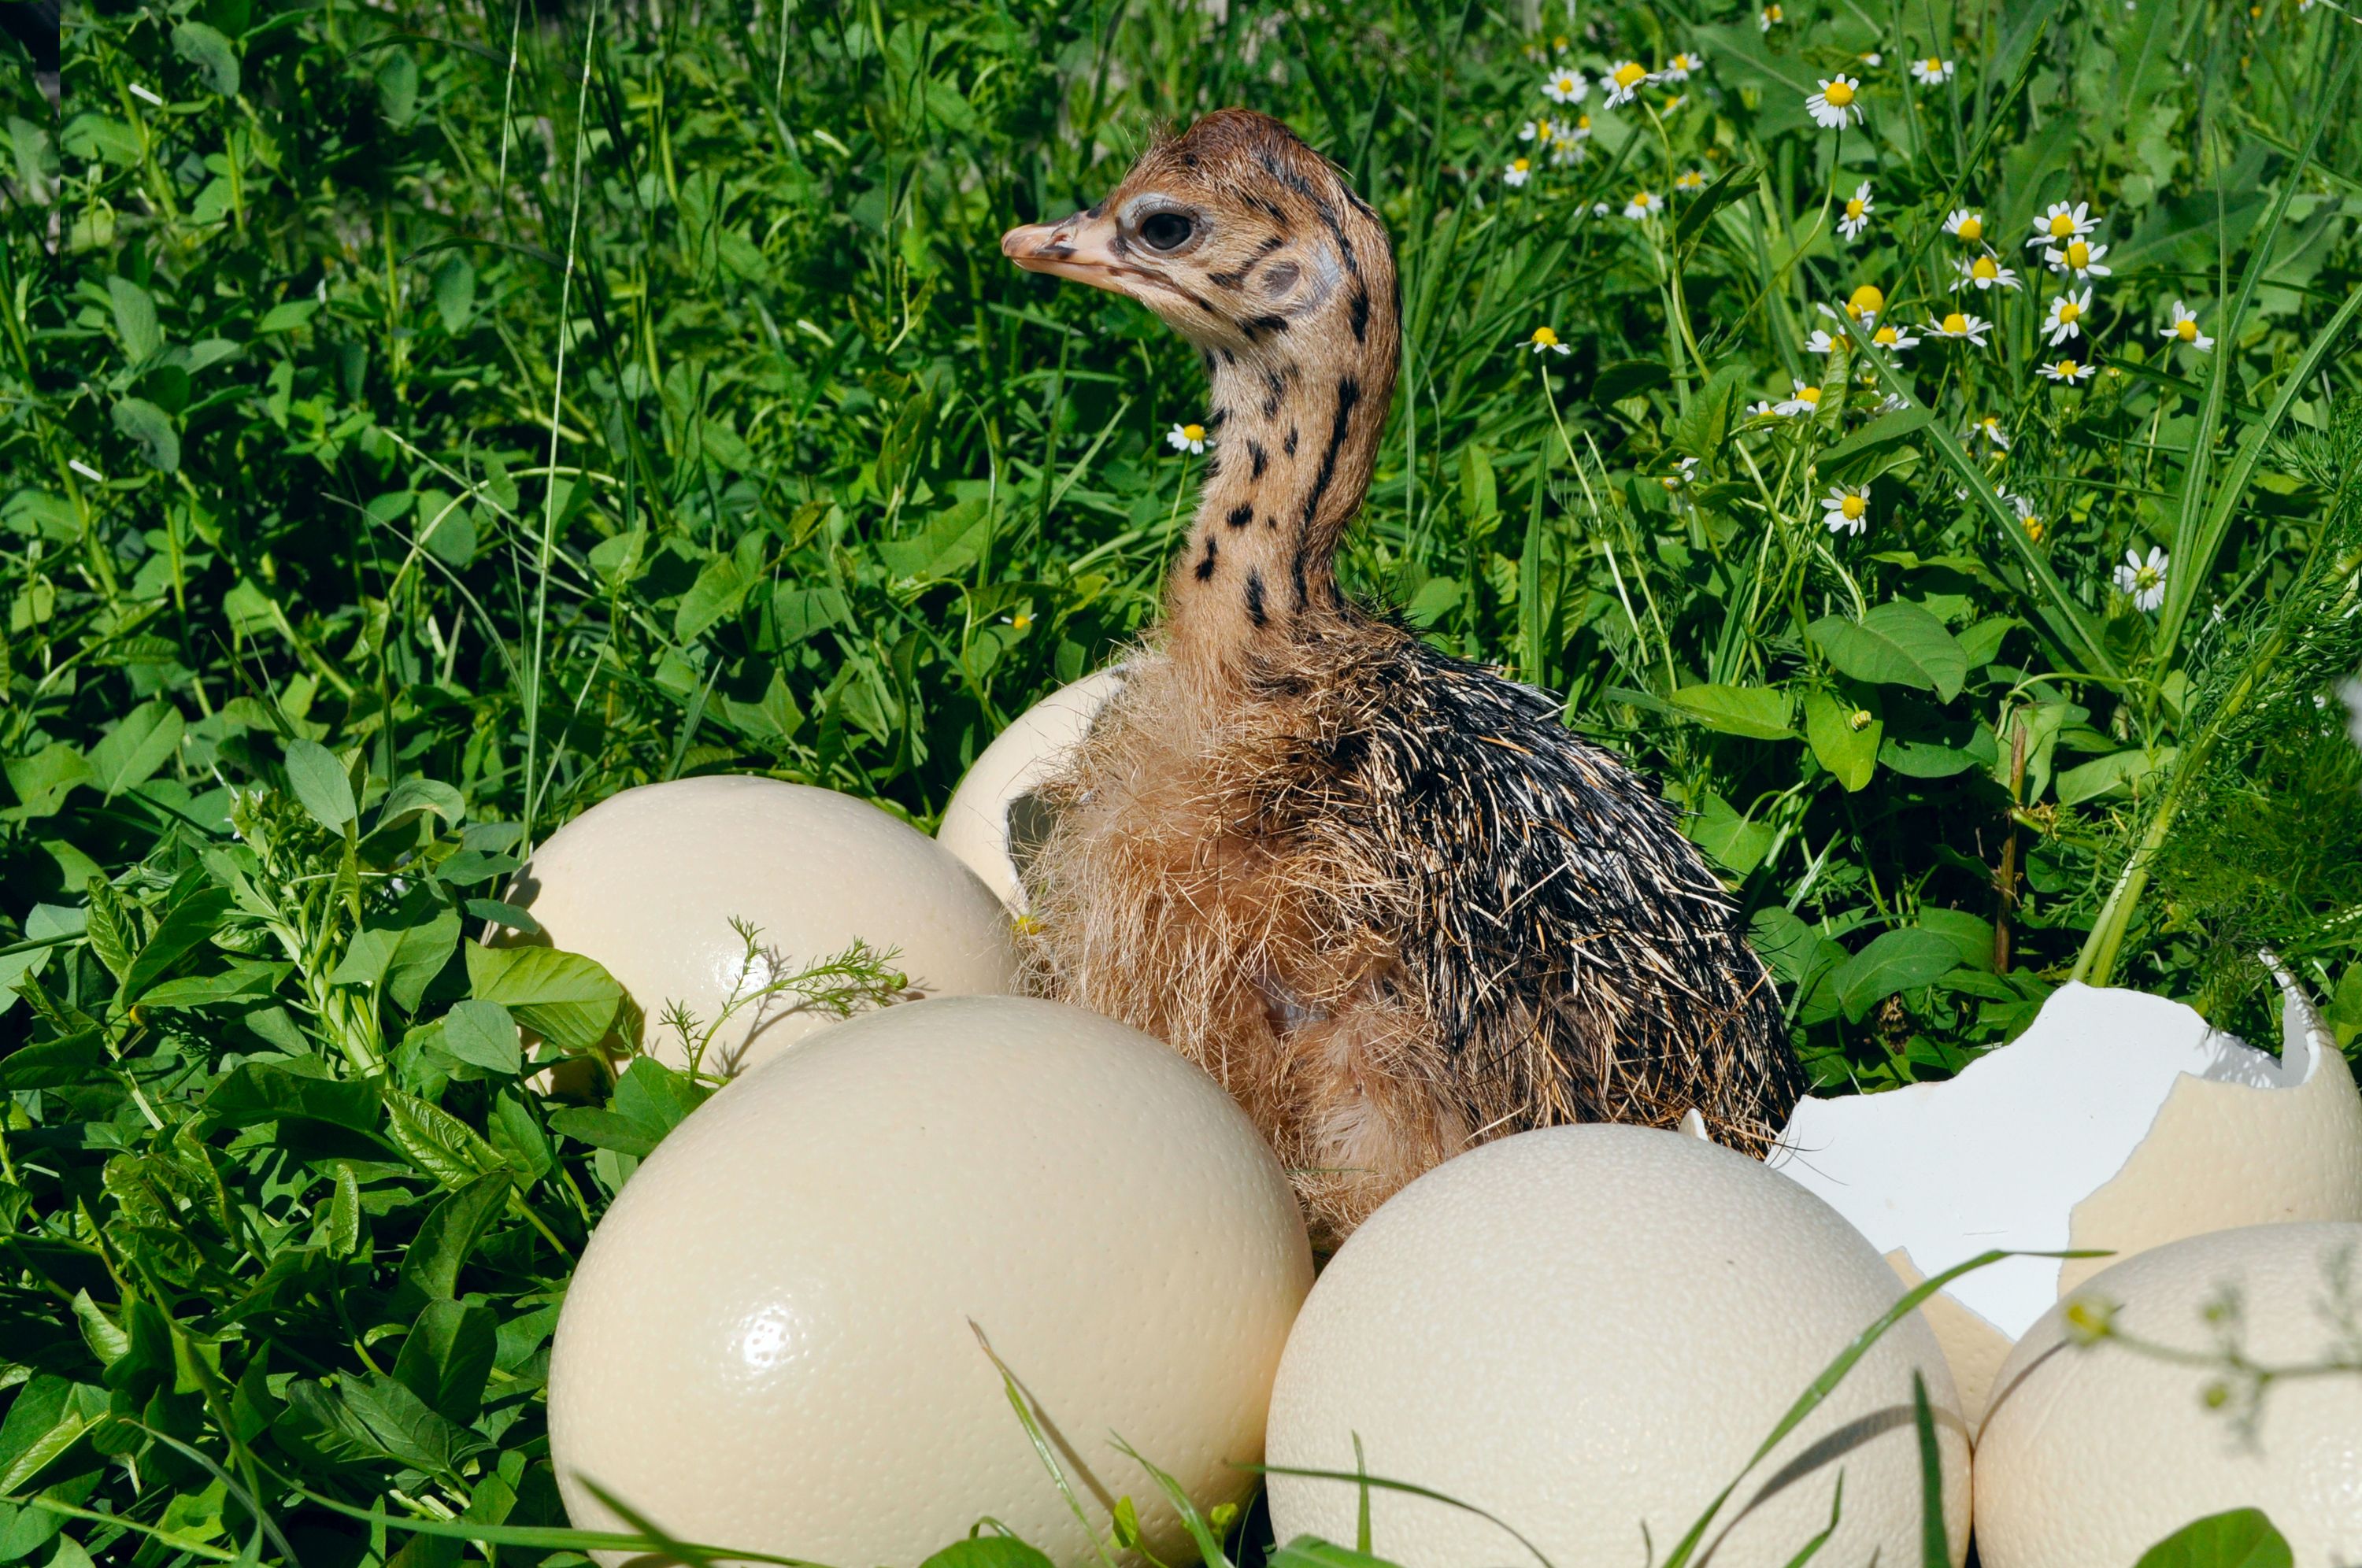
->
xmin=1001 ymin=109 xmax=1804 ymax=1246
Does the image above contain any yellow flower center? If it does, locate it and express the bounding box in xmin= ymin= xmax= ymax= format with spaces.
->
xmin=2056 ymin=360 xmax=2080 ymax=377
xmin=1632 ymin=190 xmax=1655 ymax=207
xmin=1531 ymin=327 xmax=1560 ymax=347
xmin=2065 ymin=240 xmax=2091 ymax=268
xmin=1839 ymin=494 xmax=1865 ymax=519
xmin=2049 ymin=212 xmax=2077 ymax=238
xmin=1512 ymin=157 xmax=1530 ymax=172
xmin=1553 ymin=33 xmax=1569 ymax=48
xmin=2177 ymin=317 xmax=2198 ymax=341
xmin=1923 ymin=57 xmax=1943 ymax=72
xmin=1181 ymin=424 xmax=1205 ymax=442
xmin=1971 ymin=256 xmax=1998 ymax=280
xmin=1873 ymin=326 xmax=1900 ymax=346
xmin=1849 ymin=284 xmax=1885 ymax=316
xmin=1942 ymin=312 xmax=1969 ymax=334
xmin=2025 ymin=517 xmax=2044 ymax=542
xmin=1956 ymin=214 xmax=1983 ymax=240
xmin=1823 ymin=80 xmax=1856 ymax=106
xmin=1614 ymin=61 xmax=1647 ymax=88
xmin=2057 ymin=299 xmax=2080 ymax=323
xmin=1767 ymin=5 xmax=1782 ymax=17
xmin=1797 ymin=386 xmax=1822 ymax=405
xmin=1846 ymin=198 xmax=1866 ymax=220
xmin=1012 ymin=612 xmax=1033 ymax=631
xmin=1577 ymin=115 xmax=1591 ymax=130
xmin=1673 ymin=54 xmax=1694 ymax=71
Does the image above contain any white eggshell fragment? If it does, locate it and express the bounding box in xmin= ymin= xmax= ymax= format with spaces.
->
xmin=501 ymin=776 xmax=1021 ymax=1075
xmin=1975 ymin=1221 xmax=2362 ymax=1567
xmin=1769 ymin=973 xmax=2362 ymax=1424
xmin=936 ymin=666 xmax=1129 ymax=911
xmin=1265 ymin=1126 xmax=1970 ymax=1568
xmin=547 ymin=995 xmax=1314 ymax=1568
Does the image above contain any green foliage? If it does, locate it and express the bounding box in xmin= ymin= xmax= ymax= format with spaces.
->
xmin=2135 ymin=1510 xmax=2295 ymax=1568
xmin=4 ymin=0 xmax=2362 ymax=1559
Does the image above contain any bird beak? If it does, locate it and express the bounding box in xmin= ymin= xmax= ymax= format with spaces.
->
xmin=1002 ymin=211 xmax=1127 ymax=294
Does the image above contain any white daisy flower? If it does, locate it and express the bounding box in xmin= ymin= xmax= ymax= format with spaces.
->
xmin=1968 ymin=414 xmax=2011 ymax=451
xmin=2038 ymin=356 xmax=2096 ymax=383
xmin=2115 ymin=545 xmax=2168 ymax=612
xmin=1952 ymin=254 xmax=2020 ymax=291
xmin=1168 ymin=423 xmax=1209 ymax=453
xmin=1774 ymin=380 xmax=1824 ymax=416
xmin=1542 ymin=68 xmax=1588 ymax=104
xmin=1805 ymin=327 xmax=1840 ymax=355
xmin=1549 ymin=139 xmax=1585 ymax=168
xmin=1838 ymin=180 xmax=1875 ymax=240
xmin=1868 ymin=322 xmax=1920 ymax=355
xmin=2160 ymin=300 xmax=2215 ymax=350
xmin=2005 ymin=490 xmax=2043 ymax=542
xmin=1927 ymin=310 xmax=1992 ymax=345
xmin=1623 ymin=189 xmax=1664 ymax=220
xmin=1747 ymin=398 xmax=1779 ymax=416
xmin=2042 ymin=238 xmax=2111 ymax=279
xmin=1661 ymin=50 xmax=1705 ymax=81
xmin=1674 ymin=167 xmax=1707 ymax=192
xmin=1821 ymin=484 xmax=1871 ymax=535
xmin=1662 ymin=455 xmax=1701 ymax=489
xmin=2042 ymin=286 xmax=2094 ymax=346
xmin=1602 ymin=60 xmax=1654 ymax=106
xmin=1505 ymin=157 xmax=1533 ymax=187
xmin=1525 ymin=325 xmax=1572 ymax=356
xmin=1859 ymin=51 xmax=1883 ymax=68
xmin=1759 ymin=4 xmax=1784 ymax=29
xmin=1911 ymin=56 xmax=1955 ymax=83
xmin=1520 ymin=119 xmax=1549 ymax=142
xmin=1806 ymin=76 xmax=1864 ymax=128
xmin=1942 ymin=209 xmax=1986 ymax=242
xmin=2026 ymin=200 xmax=2099 ymax=250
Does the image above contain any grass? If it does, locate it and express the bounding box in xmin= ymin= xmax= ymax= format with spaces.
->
xmin=4 ymin=0 xmax=2362 ymax=1560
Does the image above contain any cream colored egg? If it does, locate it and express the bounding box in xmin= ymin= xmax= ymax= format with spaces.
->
xmin=500 ymin=776 xmax=1020 ymax=1076
xmin=1975 ymin=1221 xmax=2362 ymax=1567
xmin=547 ymin=995 xmax=1314 ymax=1568
xmin=937 ymin=666 xmax=1130 ymax=911
xmin=1265 ymin=1126 xmax=1970 ymax=1568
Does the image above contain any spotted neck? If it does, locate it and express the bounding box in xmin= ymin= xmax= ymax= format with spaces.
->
xmin=1165 ymin=320 xmax=1398 ymax=669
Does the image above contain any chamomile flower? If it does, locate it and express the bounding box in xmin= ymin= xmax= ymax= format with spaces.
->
xmin=1168 ymin=423 xmax=1209 ymax=454
xmin=1747 ymin=399 xmax=1779 ymax=416
xmin=2042 ymin=238 xmax=2111 ymax=279
xmin=1911 ymin=56 xmax=1956 ymax=83
xmin=1623 ymin=189 xmax=1665 ymax=220
xmin=1953 ymin=253 xmax=2020 ymax=291
xmin=1838 ymin=180 xmax=1876 ymax=240
xmin=1968 ymin=414 xmax=2012 ymax=451
xmin=1942 ymin=209 xmax=1986 ymax=242
xmin=1505 ymin=157 xmax=1533 ymax=187
xmin=1525 ymin=326 xmax=1572 ymax=356
xmin=2042 ymin=286 xmax=2094 ymax=345
xmin=1661 ymin=50 xmax=1706 ymax=81
xmin=1602 ymin=59 xmax=1654 ymax=106
xmin=1927 ymin=310 xmax=1993 ymax=346
xmin=1843 ymin=283 xmax=1886 ymax=323
xmin=2115 ymin=545 xmax=2169 ymax=612
xmin=2038 ymin=355 xmax=2095 ymax=383
xmin=1806 ymin=75 xmax=1864 ymax=128
xmin=1662 ymin=455 xmax=1701 ymax=489
xmin=2160 ymin=300 xmax=2216 ymax=350
xmin=2026 ymin=200 xmax=2099 ymax=250
xmin=1759 ymin=3 xmax=1784 ymax=28
xmin=1550 ymin=120 xmax=1589 ymax=165
xmin=1542 ymin=67 xmax=1588 ymax=104
xmin=1674 ymin=167 xmax=1707 ymax=192
xmin=1862 ymin=51 xmax=1886 ymax=67
xmin=1868 ymin=322 xmax=1920 ymax=355
xmin=1520 ymin=119 xmax=1549 ymax=142
xmin=1821 ymin=484 xmax=1872 ymax=535
xmin=1774 ymin=380 xmax=1824 ymax=416
xmin=2005 ymin=490 xmax=2043 ymax=541
xmin=1805 ymin=327 xmax=1840 ymax=355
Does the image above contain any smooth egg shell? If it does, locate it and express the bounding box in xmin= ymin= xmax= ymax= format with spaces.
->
xmin=546 ymin=995 xmax=1314 ymax=1568
xmin=1975 ymin=1220 xmax=2362 ymax=1566
xmin=936 ymin=666 xmax=1129 ymax=912
xmin=500 ymin=777 xmax=1020 ymax=1075
xmin=1265 ymin=1125 xmax=1970 ymax=1568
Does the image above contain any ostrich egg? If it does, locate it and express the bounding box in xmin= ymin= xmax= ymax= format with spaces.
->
xmin=1265 ymin=1126 xmax=1970 ymax=1568
xmin=1975 ymin=1220 xmax=2362 ymax=1568
xmin=546 ymin=995 xmax=1315 ymax=1568
xmin=498 ymin=776 xmax=1020 ymax=1075
xmin=937 ymin=665 xmax=1130 ymax=912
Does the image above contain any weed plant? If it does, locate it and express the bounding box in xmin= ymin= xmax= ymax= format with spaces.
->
xmin=3 ymin=0 xmax=2362 ymax=1561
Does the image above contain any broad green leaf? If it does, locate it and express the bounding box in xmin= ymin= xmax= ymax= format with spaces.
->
xmin=281 ymin=1374 xmax=491 ymax=1475
xmin=202 ymin=1061 xmax=381 ymax=1132
xmin=1668 ymin=683 xmax=1794 ymax=740
xmin=2134 ymin=1510 xmax=2293 ymax=1568
xmin=375 ymin=50 xmax=420 ymax=127
xmin=2057 ymin=746 xmax=2174 ymax=806
xmin=920 ymin=1538 xmax=1057 ymax=1568
xmin=106 ymin=278 xmax=161 ymax=362
xmin=674 ymin=550 xmax=757 ymax=641
xmin=1830 ymin=930 xmax=1963 ymax=1023
xmin=1803 ymin=690 xmax=1880 ymax=792
xmin=1686 ymin=791 xmax=1775 ymax=878
xmin=284 ymin=738 xmax=357 ymax=830
xmin=171 ymin=21 xmax=241 ymax=95
xmin=391 ymin=1171 xmax=509 ymax=1311
xmin=254 ymin=299 xmax=319 ymax=334
xmin=1268 ymin=1540 xmax=1408 ymax=1568
xmin=1916 ymin=908 xmax=1997 ymax=974
xmin=86 ymin=699 xmax=183 ymax=797
xmin=1809 ymin=603 xmax=1970 ymax=703
xmin=391 ymin=1300 xmax=498 ymax=1426
xmin=120 ymin=884 xmax=234 ymax=1002
xmin=383 ymin=1089 xmax=505 ymax=1188
xmin=0 ymin=1032 xmax=104 ymax=1090
xmin=111 ymin=398 xmax=180 ymax=473
xmin=548 ymin=1059 xmax=708 ymax=1159
xmin=1817 ymin=405 xmax=1932 ymax=475
xmin=431 ymin=253 xmax=475 ymax=333
xmin=325 ymin=1163 xmax=364 ymax=1260
xmin=437 ymin=999 xmax=520 ymax=1074
xmin=3 ymin=744 xmax=91 ymax=819
xmin=464 ymin=943 xmax=624 ymax=1055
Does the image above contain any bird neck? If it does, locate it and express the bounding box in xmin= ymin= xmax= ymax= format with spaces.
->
xmin=1165 ymin=329 xmax=1398 ymax=668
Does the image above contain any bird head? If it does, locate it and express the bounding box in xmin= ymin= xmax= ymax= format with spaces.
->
xmin=1001 ymin=109 xmax=1394 ymax=361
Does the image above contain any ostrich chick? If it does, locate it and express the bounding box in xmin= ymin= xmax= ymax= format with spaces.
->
xmin=1003 ymin=109 xmax=1803 ymax=1244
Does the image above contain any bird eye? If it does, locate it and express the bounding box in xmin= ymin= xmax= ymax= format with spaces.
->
xmin=1139 ymin=212 xmax=1196 ymax=252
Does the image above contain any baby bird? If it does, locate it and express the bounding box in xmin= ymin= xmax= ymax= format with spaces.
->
xmin=1003 ymin=109 xmax=1803 ymax=1244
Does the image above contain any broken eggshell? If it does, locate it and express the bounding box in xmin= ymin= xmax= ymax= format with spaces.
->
xmin=935 ymin=665 xmax=1129 ymax=912
xmin=1768 ymin=967 xmax=2362 ymax=1427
